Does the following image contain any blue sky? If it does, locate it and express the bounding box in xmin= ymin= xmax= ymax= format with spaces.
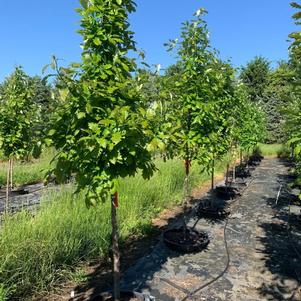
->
xmin=0 ymin=0 xmax=296 ymax=80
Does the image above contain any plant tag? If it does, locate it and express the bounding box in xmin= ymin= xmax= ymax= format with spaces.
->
xmin=113 ymin=192 xmax=119 ymax=208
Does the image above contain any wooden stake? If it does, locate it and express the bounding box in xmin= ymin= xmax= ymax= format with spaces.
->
xmin=10 ymin=158 xmax=13 ymax=189
xmin=5 ymin=159 xmax=10 ymax=214
xmin=111 ymin=192 xmax=120 ymax=301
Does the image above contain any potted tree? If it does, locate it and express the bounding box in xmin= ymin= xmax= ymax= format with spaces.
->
xmin=161 ymin=9 xmax=222 ymax=253
xmin=46 ymin=0 xmax=158 ymax=300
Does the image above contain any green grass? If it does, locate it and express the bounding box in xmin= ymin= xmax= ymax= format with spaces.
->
xmin=0 ymin=157 xmax=229 ymax=300
xmin=0 ymin=149 xmax=55 ymax=187
xmin=257 ymin=143 xmax=284 ymax=157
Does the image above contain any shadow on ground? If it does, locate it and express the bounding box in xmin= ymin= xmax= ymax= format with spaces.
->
xmin=68 ymin=158 xmax=301 ymax=301
xmin=69 ymin=188 xmax=233 ymax=301
xmin=257 ymin=170 xmax=301 ymax=301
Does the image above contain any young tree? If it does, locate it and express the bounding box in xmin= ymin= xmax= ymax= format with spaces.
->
xmin=234 ymin=84 xmax=267 ymax=156
xmin=165 ymin=9 xmax=225 ymax=234
xmin=29 ymin=76 xmax=56 ymax=146
xmin=198 ymin=60 xmax=237 ymax=188
xmin=136 ymin=67 xmax=173 ymax=160
xmin=0 ymin=67 xmax=40 ymax=210
xmin=47 ymin=0 xmax=156 ymax=299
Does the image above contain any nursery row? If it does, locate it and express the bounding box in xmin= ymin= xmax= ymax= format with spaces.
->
xmin=0 ymin=157 xmax=230 ymax=300
xmin=0 ymin=0 xmax=298 ymax=300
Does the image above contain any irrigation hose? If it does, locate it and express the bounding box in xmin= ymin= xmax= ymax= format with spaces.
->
xmin=180 ymin=218 xmax=230 ymax=301
xmin=159 ymin=175 xmax=255 ymax=300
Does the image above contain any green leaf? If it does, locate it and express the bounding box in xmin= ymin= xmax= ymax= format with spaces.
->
xmin=88 ymin=123 xmax=100 ymax=134
xmin=99 ymin=119 xmax=113 ymax=126
xmin=59 ymin=89 xmax=69 ymax=101
xmin=80 ymin=0 xmax=88 ymax=9
xmin=44 ymin=138 xmax=53 ymax=146
xmin=98 ymin=138 xmax=107 ymax=148
xmin=51 ymin=56 xmax=57 ymax=70
xmin=77 ymin=112 xmax=86 ymax=119
xmin=93 ymin=37 xmax=101 ymax=46
xmin=42 ymin=63 xmax=50 ymax=74
xmin=48 ymin=129 xmax=56 ymax=136
xmin=86 ymin=103 xmax=92 ymax=113
xmin=112 ymin=132 xmax=122 ymax=144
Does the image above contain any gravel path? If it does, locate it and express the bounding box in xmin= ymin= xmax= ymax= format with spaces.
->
xmin=120 ymin=158 xmax=301 ymax=301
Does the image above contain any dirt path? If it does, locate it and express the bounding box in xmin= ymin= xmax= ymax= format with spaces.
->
xmin=117 ymin=158 xmax=301 ymax=301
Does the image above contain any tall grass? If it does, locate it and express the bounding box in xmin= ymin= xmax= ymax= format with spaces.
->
xmin=0 ymin=157 xmax=229 ymax=300
xmin=257 ymin=143 xmax=283 ymax=157
xmin=0 ymin=148 xmax=55 ymax=187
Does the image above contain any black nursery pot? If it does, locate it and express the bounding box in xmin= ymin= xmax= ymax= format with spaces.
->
xmin=14 ymin=188 xmax=29 ymax=195
xmin=163 ymin=227 xmax=209 ymax=253
xmin=247 ymin=159 xmax=259 ymax=167
xmin=215 ymin=186 xmax=239 ymax=200
xmin=93 ymin=291 xmax=147 ymax=301
xmin=196 ymin=203 xmax=228 ymax=219
xmin=247 ymin=165 xmax=256 ymax=172
xmin=235 ymin=165 xmax=251 ymax=178
xmin=236 ymin=170 xmax=251 ymax=178
xmin=251 ymin=154 xmax=264 ymax=162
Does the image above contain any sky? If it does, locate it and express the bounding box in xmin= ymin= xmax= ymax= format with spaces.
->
xmin=0 ymin=0 xmax=297 ymax=80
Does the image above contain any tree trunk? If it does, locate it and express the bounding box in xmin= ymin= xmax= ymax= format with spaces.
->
xmin=5 ymin=159 xmax=10 ymax=214
xmin=226 ymin=163 xmax=230 ymax=188
xmin=111 ymin=192 xmax=120 ymax=301
xmin=211 ymin=158 xmax=215 ymax=190
xmin=183 ymin=110 xmax=192 ymax=238
xmin=183 ymin=159 xmax=190 ymax=235
xmin=233 ymin=159 xmax=236 ymax=183
xmin=240 ymin=150 xmax=243 ymax=165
